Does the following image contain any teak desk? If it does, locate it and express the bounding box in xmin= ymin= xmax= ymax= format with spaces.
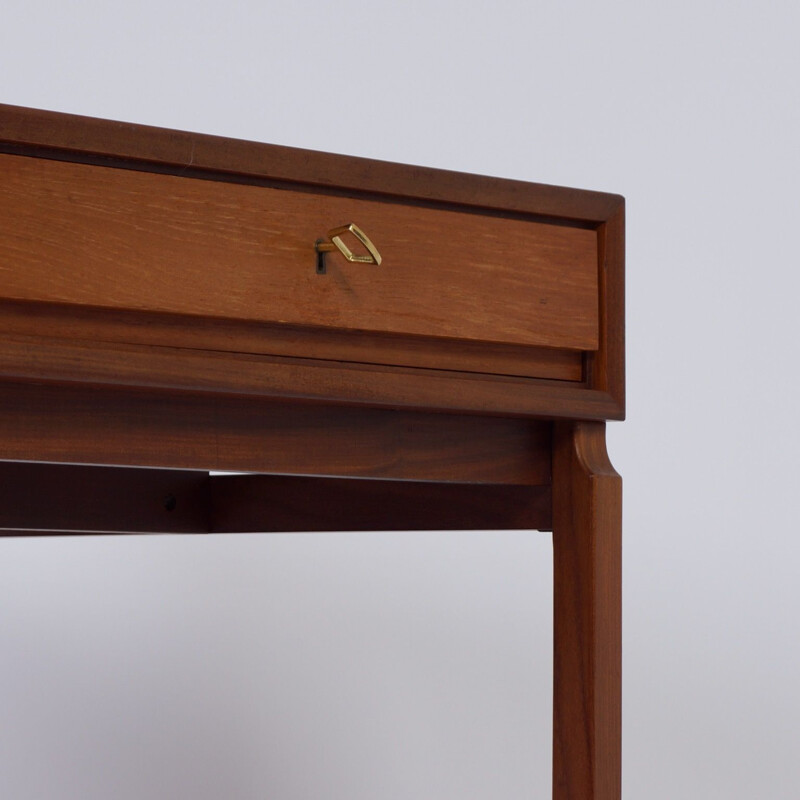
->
xmin=0 ymin=104 xmax=624 ymax=799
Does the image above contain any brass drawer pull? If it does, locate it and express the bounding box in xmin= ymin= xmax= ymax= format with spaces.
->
xmin=315 ymin=223 xmax=382 ymax=274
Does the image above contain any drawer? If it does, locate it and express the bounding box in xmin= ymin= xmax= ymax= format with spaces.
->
xmin=0 ymin=153 xmax=598 ymax=352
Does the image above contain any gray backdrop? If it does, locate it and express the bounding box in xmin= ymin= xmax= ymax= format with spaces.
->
xmin=2 ymin=1 xmax=799 ymax=797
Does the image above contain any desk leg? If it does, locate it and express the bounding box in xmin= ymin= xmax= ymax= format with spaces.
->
xmin=552 ymin=422 xmax=622 ymax=800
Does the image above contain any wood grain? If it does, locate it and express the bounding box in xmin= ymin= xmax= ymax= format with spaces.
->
xmin=0 ymin=103 xmax=625 ymax=225
xmin=587 ymin=204 xmax=625 ymax=416
xmin=210 ymin=475 xmax=551 ymax=532
xmin=0 ymin=152 xmax=599 ymax=351
xmin=552 ymin=422 xmax=622 ymax=799
xmin=0 ymin=333 xmax=622 ymax=420
xmin=0 ymin=298 xmax=584 ymax=382
xmin=0 ymin=382 xmax=550 ymax=484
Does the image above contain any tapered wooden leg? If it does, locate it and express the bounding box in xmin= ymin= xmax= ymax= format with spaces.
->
xmin=552 ymin=422 xmax=622 ymax=800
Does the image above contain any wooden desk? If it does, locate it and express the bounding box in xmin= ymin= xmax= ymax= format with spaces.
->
xmin=0 ymin=104 xmax=624 ymax=799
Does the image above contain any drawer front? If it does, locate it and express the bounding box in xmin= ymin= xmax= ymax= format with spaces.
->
xmin=0 ymin=154 xmax=598 ymax=351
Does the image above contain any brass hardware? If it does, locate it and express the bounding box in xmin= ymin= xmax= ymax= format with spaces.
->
xmin=315 ymin=223 xmax=382 ymax=274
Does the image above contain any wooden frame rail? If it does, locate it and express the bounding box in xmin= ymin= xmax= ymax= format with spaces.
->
xmin=0 ymin=463 xmax=552 ymax=536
